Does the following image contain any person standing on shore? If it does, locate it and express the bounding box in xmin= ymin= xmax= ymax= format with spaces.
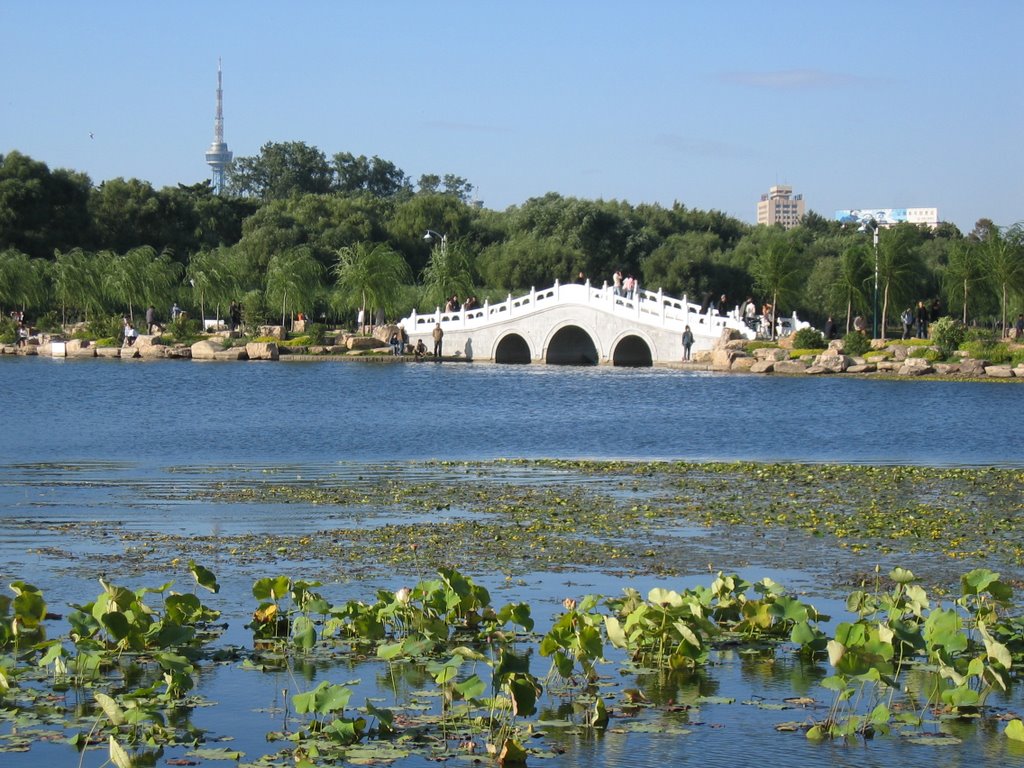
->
xmin=900 ymin=307 xmax=913 ymax=340
xmin=916 ymin=301 xmax=928 ymax=339
xmin=681 ymin=326 xmax=694 ymax=362
xmin=432 ymin=323 xmax=444 ymax=358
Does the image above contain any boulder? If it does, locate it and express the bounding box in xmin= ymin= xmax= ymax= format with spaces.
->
xmin=876 ymin=360 xmax=900 ymax=372
xmin=870 ymin=339 xmax=889 ymax=350
xmin=890 ymin=345 xmax=909 ymax=361
xmin=257 ymin=325 xmax=286 ymax=340
xmin=714 ymin=328 xmax=742 ymax=349
xmin=777 ymin=335 xmax=795 ymax=350
xmin=750 ymin=360 xmax=775 ymax=374
xmin=96 ymin=347 xmax=121 ymax=358
xmin=214 ymin=348 xmax=248 ymax=361
xmin=347 ymin=335 xmax=385 ymax=351
xmin=375 ymin=324 xmax=402 ymax=344
xmin=958 ymin=359 xmax=987 ymax=377
xmin=245 ymin=341 xmax=279 ymax=361
xmin=804 ymin=365 xmax=833 ymax=375
xmin=753 ymin=347 xmax=788 ymax=362
xmin=67 ymin=339 xmax=97 ymax=358
xmin=827 ymin=339 xmax=845 ymax=354
xmin=813 ymin=353 xmax=853 ymax=373
xmin=984 ymin=365 xmax=1014 ymax=378
xmin=933 ymin=363 xmax=959 ymax=375
xmin=691 ymin=350 xmax=712 ymax=364
xmin=139 ymin=344 xmax=169 ymax=359
xmin=898 ymin=358 xmax=933 ymax=376
xmin=121 ymin=346 xmax=140 ymax=359
xmin=15 ymin=345 xmax=39 ymax=356
xmin=731 ymin=356 xmax=756 ymax=372
xmin=846 ymin=363 xmax=876 ymax=374
xmin=191 ymin=339 xmax=227 ymax=360
xmin=774 ymin=360 xmax=808 ymax=374
xmin=711 ymin=348 xmax=739 ymax=371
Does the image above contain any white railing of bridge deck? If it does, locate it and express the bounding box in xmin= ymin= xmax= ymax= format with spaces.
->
xmin=400 ymin=280 xmax=753 ymax=339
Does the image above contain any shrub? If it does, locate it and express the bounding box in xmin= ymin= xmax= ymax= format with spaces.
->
xmin=962 ymin=341 xmax=1012 ymax=364
xmin=930 ymin=317 xmax=966 ymax=358
xmin=842 ymin=331 xmax=870 ymax=356
xmin=791 ymin=327 xmax=826 ymax=350
xmin=79 ymin=315 xmax=124 ymax=341
xmin=0 ymin=316 xmax=14 ymax=343
xmin=965 ymin=326 xmax=999 ymax=346
xmin=305 ymin=323 xmax=328 ymax=346
xmin=908 ymin=347 xmax=942 ymax=362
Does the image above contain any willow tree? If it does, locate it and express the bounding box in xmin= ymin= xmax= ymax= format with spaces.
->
xmin=51 ymin=248 xmax=106 ymax=324
xmin=0 ymin=249 xmax=48 ymax=318
xmin=187 ymin=248 xmax=236 ymax=323
xmin=266 ymin=246 xmax=325 ymax=328
xmin=420 ymin=238 xmax=474 ymax=308
xmin=332 ymin=242 xmax=411 ymax=327
xmin=751 ymin=235 xmax=805 ymax=339
xmin=981 ymin=222 xmax=1024 ymax=337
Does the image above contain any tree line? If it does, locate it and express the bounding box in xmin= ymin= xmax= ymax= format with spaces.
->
xmin=1 ymin=144 xmax=1022 ymax=337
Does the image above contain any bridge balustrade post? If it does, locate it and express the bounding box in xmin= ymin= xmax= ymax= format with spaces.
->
xmin=658 ymin=289 xmax=665 ymax=323
xmin=506 ymin=294 xmax=512 ymax=316
xmin=554 ymin=278 xmax=560 ymax=301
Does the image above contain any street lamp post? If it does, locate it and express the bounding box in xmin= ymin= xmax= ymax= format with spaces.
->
xmin=423 ymin=229 xmax=448 ymax=257
xmin=860 ymin=219 xmax=880 ymax=339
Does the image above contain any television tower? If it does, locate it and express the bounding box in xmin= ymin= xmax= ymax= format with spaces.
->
xmin=204 ymin=59 xmax=232 ymax=194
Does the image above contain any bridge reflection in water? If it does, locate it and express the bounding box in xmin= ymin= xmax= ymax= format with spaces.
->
xmin=400 ymin=280 xmax=755 ymax=367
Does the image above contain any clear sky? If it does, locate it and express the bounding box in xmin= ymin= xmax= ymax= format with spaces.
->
xmin=2 ymin=2 xmax=1021 ymax=233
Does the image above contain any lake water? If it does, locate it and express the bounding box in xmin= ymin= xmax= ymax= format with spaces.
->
xmin=2 ymin=356 xmax=1023 ymax=767
xmin=2 ymin=356 xmax=1022 ymax=466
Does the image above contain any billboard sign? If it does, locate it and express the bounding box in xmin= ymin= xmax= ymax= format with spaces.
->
xmin=835 ymin=208 xmax=909 ymax=226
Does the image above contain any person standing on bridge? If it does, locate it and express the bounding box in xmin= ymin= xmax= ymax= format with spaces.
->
xmin=681 ymin=326 xmax=694 ymax=362
xmin=432 ymin=323 xmax=444 ymax=358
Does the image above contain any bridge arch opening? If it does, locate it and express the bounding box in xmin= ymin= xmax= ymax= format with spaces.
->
xmin=546 ymin=326 xmax=598 ymax=366
xmin=495 ymin=334 xmax=532 ymax=364
xmin=612 ymin=335 xmax=653 ymax=367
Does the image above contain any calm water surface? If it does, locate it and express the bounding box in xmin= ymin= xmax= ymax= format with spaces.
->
xmin=1 ymin=356 xmax=1021 ymax=466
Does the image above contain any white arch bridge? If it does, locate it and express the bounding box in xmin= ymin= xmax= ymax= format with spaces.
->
xmin=399 ymin=281 xmax=785 ymax=366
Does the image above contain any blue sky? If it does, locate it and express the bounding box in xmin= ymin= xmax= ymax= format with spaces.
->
xmin=2 ymin=2 xmax=1021 ymax=232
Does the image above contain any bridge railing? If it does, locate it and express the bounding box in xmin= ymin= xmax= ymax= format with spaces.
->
xmin=399 ymin=280 xmax=754 ymax=339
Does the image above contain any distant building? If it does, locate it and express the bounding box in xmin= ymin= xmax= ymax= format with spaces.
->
xmin=835 ymin=208 xmax=939 ymax=229
xmin=757 ymin=185 xmax=805 ymax=229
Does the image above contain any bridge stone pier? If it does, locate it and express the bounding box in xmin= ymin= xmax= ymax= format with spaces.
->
xmin=399 ymin=281 xmax=756 ymax=366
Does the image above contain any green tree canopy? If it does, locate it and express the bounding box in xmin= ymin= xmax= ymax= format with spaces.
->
xmin=332 ymin=241 xmax=411 ymax=323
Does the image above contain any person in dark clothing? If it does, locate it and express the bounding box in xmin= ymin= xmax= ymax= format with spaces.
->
xmin=916 ymin=301 xmax=928 ymax=339
xmin=681 ymin=326 xmax=694 ymax=361
xmin=824 ymin=316 xmax=837 ymax=340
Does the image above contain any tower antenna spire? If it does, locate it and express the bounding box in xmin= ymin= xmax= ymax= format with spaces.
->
xmin=205 ymin=58 xmax=232 ymax=194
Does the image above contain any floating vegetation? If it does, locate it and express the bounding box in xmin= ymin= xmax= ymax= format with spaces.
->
xmin=4 ymin=459 xmax=1024 ymax=765
xmin=4 ymin=564 xmax=1024 ymax=764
